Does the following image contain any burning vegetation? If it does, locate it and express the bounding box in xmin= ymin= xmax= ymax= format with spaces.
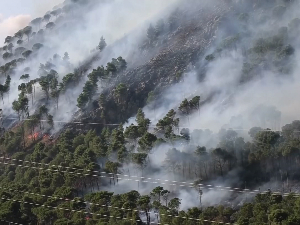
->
xmin=28 ymin=132 xmax=40 ymax=140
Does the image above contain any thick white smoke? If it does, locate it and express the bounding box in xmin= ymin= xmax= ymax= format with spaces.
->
xmin=140 ymin=1 xmax=300 ymax=133
xmin=1 ymin=0 xmax=180 ymax=129
xmin=122 ymin=0 xmax=300 ymax=207
xmin=2 ymin=0 xmax=300 ymax=210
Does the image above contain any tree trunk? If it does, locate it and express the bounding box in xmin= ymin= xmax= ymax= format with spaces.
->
xmin=147 ymin=210 xmax=150 ymax=225
xmin=22 ymin=125 xmax=26 ymax=149
xmin=218 ymin=160 xmax=223 ymax=177
xmin=204 ymin=163 xmax=208 ymax=179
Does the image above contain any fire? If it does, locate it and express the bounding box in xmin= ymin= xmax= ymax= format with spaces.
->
xmin=27 ymin=132 xmax=53 ymax=142
xmin=43 ymin=134 xmax=50 ymax=139
xmin=28 ymin=132 xmax=39 ymax=140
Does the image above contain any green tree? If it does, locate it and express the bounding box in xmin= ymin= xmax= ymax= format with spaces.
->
xmin=98 ymin=36 xmax=107 ymax=52
xmin=0 ymin=75 xmax=11 ymax=102
xmin=132 ymin=153 xmax=148 ymax=175
xmin=114 ymin=83 xmax=127 ymax=105
xmin=106 ymin=62 xmax=117 ymax=76
xmin=51 ymin=9 xmax=61 ymax=18
xmin=105 ymin=161 xmax=121 ymax=185
xmin=59 ymin=73 xmax=76 ymax=92
xmin=138 ymin=195 xmax=151 ymax=225
xmin=147 ymin=24 xmax=157 ymax=44
xmin=43 ymin=14 xmax=51 ymax=23
xmin=15 ymin=47 xmax=26 ymax=55
xmin=47 ymin=114 xmax=54 ymax=129
xmin=4 ymin=36 xmax=13 ymax=44
xmin=168 ymin=198 xmax=181 ymax=211
xmin=108 ymin=125 xmax=125 ymax=157
xmin=212 ymin=148 xmax=231 ymax=177
xmin=50 ymin=76 xmax=60 ymax=109
xmin=138 ymin=132 xmax=157 ymax=153
xmin=20 ymin=74 xmax=30 ymax=81
xmin=150 ymin=186 xmax=164 ymax=203
xmin=124 ymin=124 xmax=140 ymax=142
xmin=39 ymin=75 xmax=53 ymax=101
xmin=12 ymin=92 xmax=29 ymax=120
xmin=7 ymin=43 xmax=14 ymax=53
xmin=77 ymin=92 xmax=89 ymax=109
xmin=2 ymin=52 xmax=12 ymax=60
xmin=156 ymin=109 xmax=179 ymax=139
xmin=46 ymin=22 xmax=55 ymax=29
xmin=22 ymin=50 xmax=33 ymax=58
xmin=30 ymin=17 xmax=42 ymax=29
xmin=136 ymin=109 xmax=151 ymax=135
xmin=14 ymin=30 xmax=24 ymax=40
xmin=164 ymin=148 xmax=181 ymax=178
xmin=32 ymin=43 xmax=44 ymax=51
xmin=63 ymin=52 xmax=70 ymax=61
xmin=23 ymin=26 xmax=32 ymax=42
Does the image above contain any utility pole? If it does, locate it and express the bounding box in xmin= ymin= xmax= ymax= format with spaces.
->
xmin=0 ymin=109 xmax=3 ymax=136
xmin=199 ymin=186 xmax=203 ymax=210
xmin=287 ymin=172 xmax=289 ymax=192
xmin=245 ymin=181 xmax=248 ymax=201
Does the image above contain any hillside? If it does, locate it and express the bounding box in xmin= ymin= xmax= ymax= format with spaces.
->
xmin=1 ymin=0 xmax=300 ymax=224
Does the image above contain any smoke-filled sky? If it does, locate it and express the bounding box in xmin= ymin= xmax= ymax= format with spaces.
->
xmin=1 ymin=0 xmax=300 ymax=210
xmin=0 ymin=0 xmax=63 ymax=42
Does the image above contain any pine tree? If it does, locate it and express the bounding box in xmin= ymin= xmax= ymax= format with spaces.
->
xmin=63 ymin=52 xmax=69 ymax=61
xmin=98 ymin=36 xmax=107 ymax=52
xmin=147 ymin=24 xmax=157 ymax=44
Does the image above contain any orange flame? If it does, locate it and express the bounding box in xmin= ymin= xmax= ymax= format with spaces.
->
xmin=28 ymin=132 xmax=39 ymax=140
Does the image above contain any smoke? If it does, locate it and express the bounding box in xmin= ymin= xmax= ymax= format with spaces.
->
xmin=0 ymin=0 xmax=64 ymax=41
xmin=31 ymin=0 xmax=64 ymax=17
xmin=118 ymin=0 xmax=300 ymax=207
xmin=1 ymin=0 xmax=180 ymax=130
xmin=0 ymin=14 xmax=31 ymax=42
xmin=139 ymin=1 xmax=300 ymax=133
xmin=3 ymin=0 xmax=300 ymax=210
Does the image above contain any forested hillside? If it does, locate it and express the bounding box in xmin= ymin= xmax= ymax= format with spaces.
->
xmin=1 ymin=0 xmax=300 ymax=224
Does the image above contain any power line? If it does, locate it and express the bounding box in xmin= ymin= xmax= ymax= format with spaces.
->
xmin=0 ymin=196 xmax=151 ymax=224
xmin=0 ymin=160 xmax=217 ymax=191
xmin=0 ymin=185 xmax=154 ymax=214
xmin=0 ymin=184 xmax=297 ymax=225
xmin=5 ymin=117 xmax=120 ymax=126
xmin=0 ymin=158 xmax=298 ymax=197
xmin=0 ymin=184 xmax=256 ymax=208
xmin=1 ymin=156 xmax=295 ymax=194
xmin=0 ymin=196 xmax=236 ymax=225
xmin=0 ymin=181 xmax=300 ymax=225
xmin=0 ymin=188 xmax=297 ymax=225
xmin=0 ymin=157 xmax=263 ymax=192
xmin=4 ymin=117 xmax=288 ymax=132
xmin=1 ymin=118 xmax=296 ymax=197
